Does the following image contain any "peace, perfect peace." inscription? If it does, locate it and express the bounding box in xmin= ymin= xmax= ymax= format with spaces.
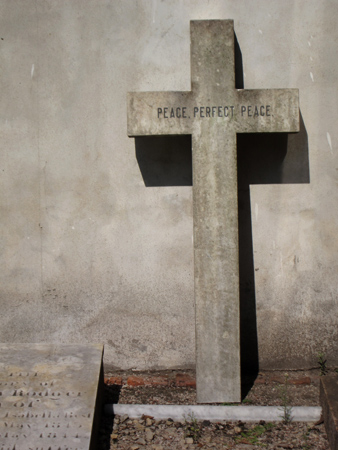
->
xmin=157 ymin=104 xmax=271 ymax=119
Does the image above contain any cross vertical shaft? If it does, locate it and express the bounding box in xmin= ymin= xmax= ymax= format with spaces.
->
xmin=193 ymin=125 xmax=240 ymax=402
xmin=190 ymin=20 xmax=241 ymax=402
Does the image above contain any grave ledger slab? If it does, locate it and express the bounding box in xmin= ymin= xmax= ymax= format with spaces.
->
xmin=127 ymin=20 xmax=299 ymax=403
xmin=0 ymin=343 xmax=104 ymax=450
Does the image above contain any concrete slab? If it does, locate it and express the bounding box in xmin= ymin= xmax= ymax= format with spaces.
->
xmin=127 ymin=20 xmax=299 ymax=403
xmin=0 ymin=343 xmax=103 ymax=450
xmin=320 ymin=374 xmax=338 ymax=450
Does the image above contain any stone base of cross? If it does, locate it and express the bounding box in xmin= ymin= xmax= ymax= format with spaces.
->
xmin=127 ymin=20 xmax=299 ymax=403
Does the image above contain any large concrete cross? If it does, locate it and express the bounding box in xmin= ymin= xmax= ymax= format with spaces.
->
xmin=127 ymin=20 xmax=299 ymax=403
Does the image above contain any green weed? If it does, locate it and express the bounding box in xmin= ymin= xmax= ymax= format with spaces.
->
xmin=183 ymin=412 xmax=201 ymax=442
xmin=318 ymin=351 xmax=328 ymax=376
xmin=235 ymin=422 xmax=274 ymax=446
xmin=302 ymin=426 xmax=311 ymax=450
xmin=278 ymin=373 xmax=293 ymax=423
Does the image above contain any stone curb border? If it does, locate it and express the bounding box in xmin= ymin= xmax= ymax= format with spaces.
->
xmin=104 ymin=404 xmax=322 ymax=423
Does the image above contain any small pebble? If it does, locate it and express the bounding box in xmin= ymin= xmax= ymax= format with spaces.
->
xmin=135 ymin=422 xmax=145 ymax=431
xmin=145 ymin=429 xmax=154 ymax=441
xmin=185 ymin=437 xmax=194 ymax=444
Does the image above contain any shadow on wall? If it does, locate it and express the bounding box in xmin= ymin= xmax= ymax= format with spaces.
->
xmin=136 ymin=135 xmax=192 ymax=187
xmin=237 ymin=113 xmax=309 ymax=398
xmin=133 ymin=32 xmax=310 ymax=399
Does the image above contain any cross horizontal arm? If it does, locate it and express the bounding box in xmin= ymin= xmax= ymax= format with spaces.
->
xmin=236 ymin=88 xmax=299 ymax=133
xmin=127 ymin=91 xmax=192 ymax=136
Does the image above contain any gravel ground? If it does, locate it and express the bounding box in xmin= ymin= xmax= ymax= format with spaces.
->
xmin=99 ymin=415 xmax=328 ymax=449
xmin=98 ymin=370 xmax=330 ymax=449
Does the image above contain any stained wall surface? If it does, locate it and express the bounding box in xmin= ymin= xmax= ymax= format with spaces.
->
xmin=0 ymin=0 xmax=337 ymax=371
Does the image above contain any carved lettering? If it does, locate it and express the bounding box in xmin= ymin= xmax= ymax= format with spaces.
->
xmin=157 ymin=104 xmax=271 ymax=119
xmin=241 ymin=105 xmax=271 ymax=117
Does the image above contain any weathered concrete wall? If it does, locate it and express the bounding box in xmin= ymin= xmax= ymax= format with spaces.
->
xmin=0 ymin=0 xmax=337 ymax=371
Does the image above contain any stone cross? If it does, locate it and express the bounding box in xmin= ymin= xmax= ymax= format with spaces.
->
xmin=127 ymin=20 xmax=299 ymax=403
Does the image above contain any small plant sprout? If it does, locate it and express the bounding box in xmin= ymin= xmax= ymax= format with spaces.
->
xmin=317 ymin=351 xmax=328 ymax=376
xmin=235 ymin=422 xmax=275 ymax=445
xmin=302 ymin=426 xmax=311 ymax=450
xmin=278 ymin=373 xmax=293 ymax=423
xmin=183 ymin=412 xmax=201 ymax=443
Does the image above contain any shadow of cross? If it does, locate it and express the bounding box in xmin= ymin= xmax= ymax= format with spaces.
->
xmin=127 ymin=20 xmax=299 ymax=403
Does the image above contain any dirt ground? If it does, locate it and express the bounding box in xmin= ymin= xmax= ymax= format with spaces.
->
xmin=98 ymin=369 xmax=330 ymax=449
